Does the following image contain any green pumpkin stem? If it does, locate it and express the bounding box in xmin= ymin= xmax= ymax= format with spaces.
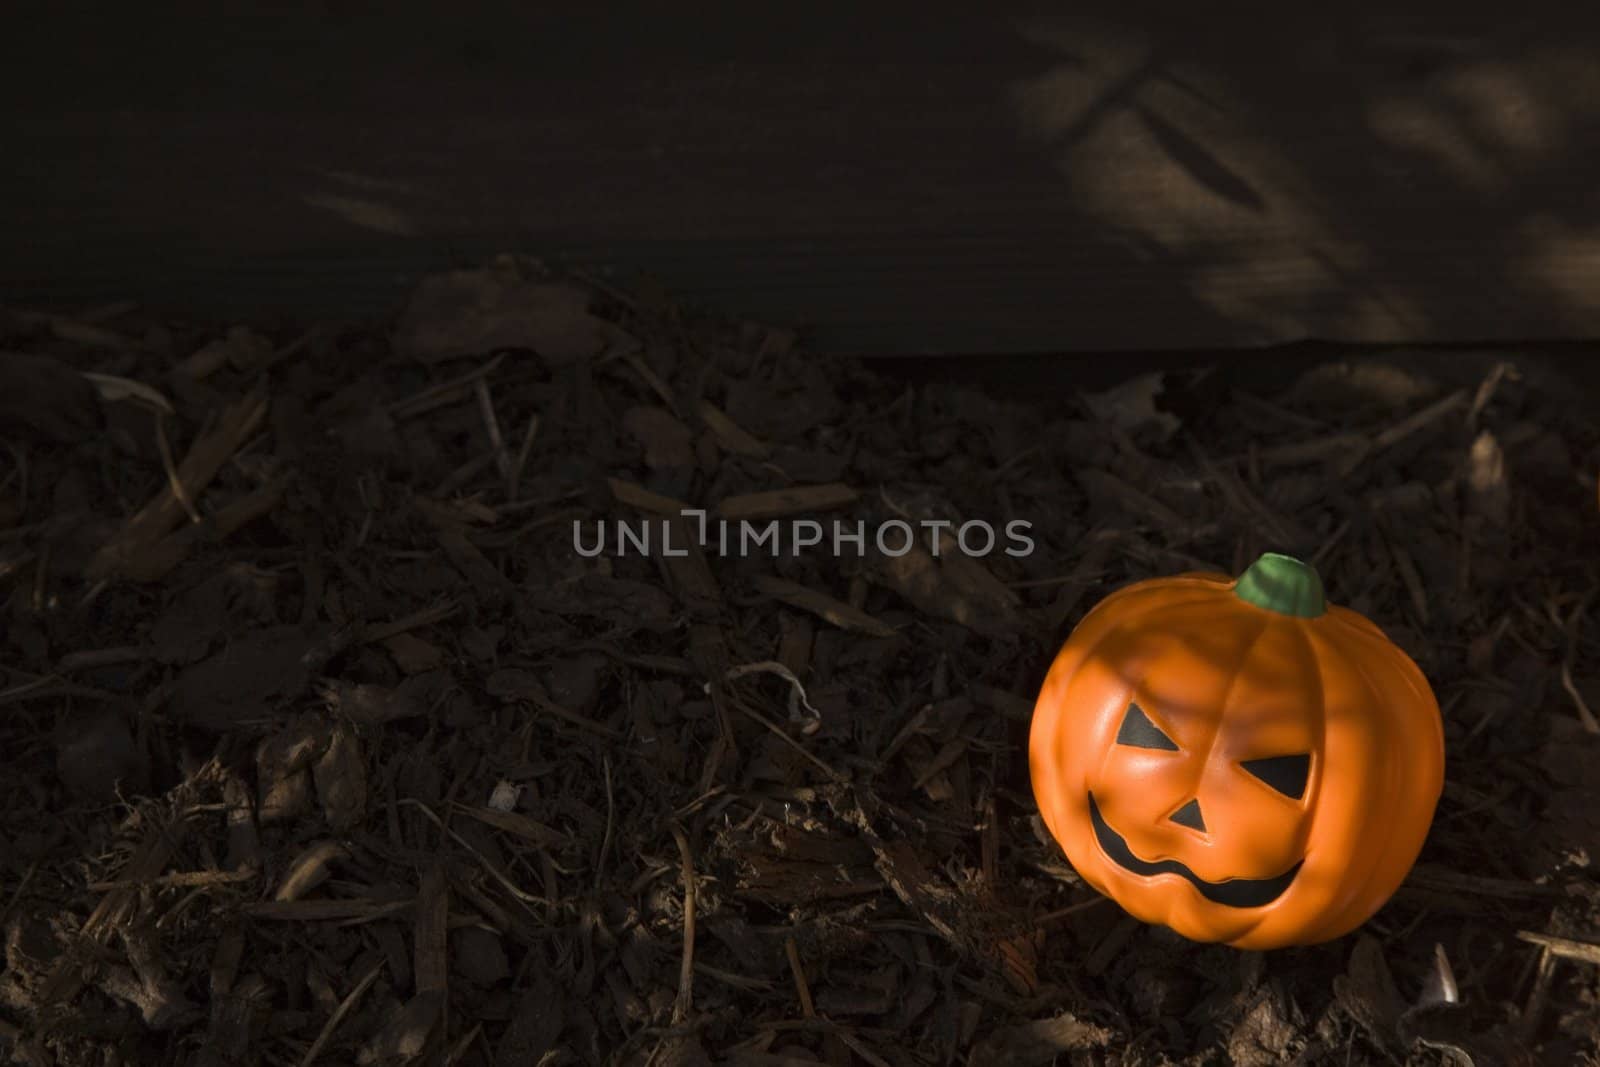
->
xmin=1233 ymin=552 xmax=1326 ymax=618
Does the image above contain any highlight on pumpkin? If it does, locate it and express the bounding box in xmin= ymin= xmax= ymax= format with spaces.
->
xmin=1028 ymin=551 xmax=1445 ymax=951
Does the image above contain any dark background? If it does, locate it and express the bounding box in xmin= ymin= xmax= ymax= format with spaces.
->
xmin=7 ymin=3 xmax=1600 ymax=383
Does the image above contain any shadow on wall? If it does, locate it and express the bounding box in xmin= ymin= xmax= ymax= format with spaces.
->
xmin=3 ymin=6 xmax=1600 ymax=360
xmin=1001 ymin=9 xmax=1600 ymax=349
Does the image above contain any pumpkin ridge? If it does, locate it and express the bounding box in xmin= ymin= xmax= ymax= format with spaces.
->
xmin=1067 ymin=582 xmax=1242 ymax=701
xmin=1286 ymin=615 xmax=1327 ymax=834
xmin=1325 ymin=601 xmax=1389 ymax=641
xmin=1199 ymin=612 xmax=1275 ymax=779
xmin=1321 ymin=612 xmax=1437 ymax=729
xmin=1181 ymin=610 xmax=1276 ymax=943
xmin=1301 ymin=622 xmax=1406 ymax=941
xmin=1033 ymin=600 xmax=1137 ymax=821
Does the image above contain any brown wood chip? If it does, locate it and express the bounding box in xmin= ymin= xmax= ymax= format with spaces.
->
xmin=717 ymin=483 xmax=858 ymax=521
xmin=750 ymin=574 xmax=898 ymax=637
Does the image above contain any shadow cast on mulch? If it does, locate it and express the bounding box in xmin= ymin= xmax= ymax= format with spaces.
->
xmin=2 ymin=262 xmax=1600 ymax=1066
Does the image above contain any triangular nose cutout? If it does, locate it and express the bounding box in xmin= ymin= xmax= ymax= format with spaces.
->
xmin=1169 ymin=799 xmax=1206 ymax=833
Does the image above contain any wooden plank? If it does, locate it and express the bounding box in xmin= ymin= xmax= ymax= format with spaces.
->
xmin=2 ymin=5 xmax=1599 ymax=353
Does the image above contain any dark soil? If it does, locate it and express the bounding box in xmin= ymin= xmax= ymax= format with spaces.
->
xmin=2 ymin=256 xmax=1600 ymax=1066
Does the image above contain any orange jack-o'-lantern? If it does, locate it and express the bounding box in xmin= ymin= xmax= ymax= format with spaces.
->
xmin=1029 ymin=553 xmax=1444 ymax=950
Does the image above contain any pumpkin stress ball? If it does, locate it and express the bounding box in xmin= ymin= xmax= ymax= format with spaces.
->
xmin=1028 ymin=552 xmax=1445 ymax=950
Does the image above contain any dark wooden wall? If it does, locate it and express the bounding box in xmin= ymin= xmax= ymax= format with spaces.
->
xmin=5 ymin=5 xmax=1600 ymax=355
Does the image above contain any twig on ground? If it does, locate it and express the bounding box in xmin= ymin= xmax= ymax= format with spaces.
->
xmin=668 ymin=822 xmax=697 ymax=1026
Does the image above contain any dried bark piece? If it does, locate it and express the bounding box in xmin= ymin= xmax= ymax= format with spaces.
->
xmin=179 ymin=325 xmax=274 ymax=379
xmin=866 ymin=534 xmax=1020 ymax=636
xmin=1466 ymin=429 xmax=1511 ymax=531
xmin=256 ymin=715 xmax=333 ymax=824
xmin=320 ymin=675 xmax=439 ymax=726
xmin=96 ymin=914 xmax=202 ymax=1031
xmin=394 ymin=263 xmax=617 ymax=365
xmin=414 ymin=863 xmax=450 ymax=997
xmin=1332 ymin=935 xmax=1404 ymax=1052
xmin=357 ymin=991 xmax=445 ymax=1065
xmin=1228 ymin=984 xmax=1303 ymax=1067
xmin=274 ymin=841 xmax=348 ymax=902
xmin=717 ymin=483 xmax=858 ymax=521
xmin=84 ymin=385 xmax=269 ymax=581
xmin=969 ymin=1011 xmax=1113 ymax=1065
xmin=750 ymin=575 xmax=898 ymax=638
xmin=623 ymin=405 xmax=696 ymax=470
xmin=451 ymin=803 xmax=569 ymax=848
xmin=312 ymin=723 xmax=368 ymax=832
xmin=607 ymin=476 xmax=690 ymax=515
xmin=697 ymin=400 xmax=769 ymax=458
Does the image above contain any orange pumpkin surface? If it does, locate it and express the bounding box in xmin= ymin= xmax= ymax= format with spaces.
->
xmin=1029 ymin=552 xmax=1444 ymax=950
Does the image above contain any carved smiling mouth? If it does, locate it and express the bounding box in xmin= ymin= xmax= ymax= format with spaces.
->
xmin=1088 ymin=792 xmax=1302 ymax=908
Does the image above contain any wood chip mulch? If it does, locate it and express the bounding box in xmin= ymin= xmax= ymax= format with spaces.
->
xmin=2 ymin=255 xmax=1600 ymax=1066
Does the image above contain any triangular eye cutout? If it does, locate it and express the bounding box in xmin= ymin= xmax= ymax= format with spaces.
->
xmin=1169 ymin=799 xmax=1206 ymax=833
xmin=1242 ymin=754 xmax=1311 ymax=799
xmin=1115 ymin=702 xmax=1178 ymax=751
